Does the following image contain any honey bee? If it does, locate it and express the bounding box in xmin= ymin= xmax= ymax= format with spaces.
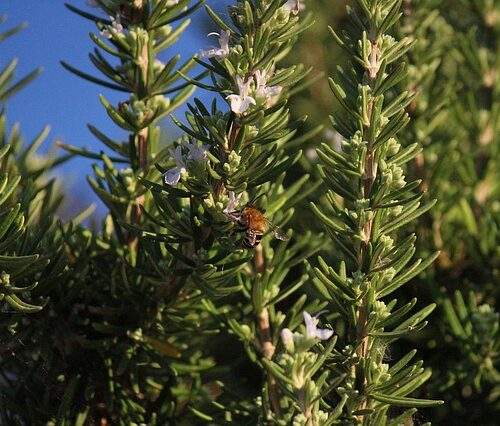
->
xmin=227 ymin=203 xmax=289 ymax=248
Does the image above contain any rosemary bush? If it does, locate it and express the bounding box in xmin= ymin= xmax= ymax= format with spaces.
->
xmin=0 ymin=1 xmax=497 ymax=425
xmin=400 ymin=1 xmax=500 ymax=422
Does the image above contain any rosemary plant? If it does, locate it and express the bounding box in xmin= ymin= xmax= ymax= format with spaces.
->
xmin=0 ymin=19 xmax=52 ymax=315
xmin=1 ymin=2 xmax=217 ymax=424
xmin=401 ymin=1 xmax=500 ymax=423
xmin=306 ymin=0 xmax=443 ymax=423
xmin=146 ymin=0 xmax=326 ymax=422
xmin=1 ymin=0 xmax=498 ymax=424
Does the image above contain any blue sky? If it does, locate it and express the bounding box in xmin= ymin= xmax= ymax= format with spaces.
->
xmin=0 ymin=1 xmax=228 ymax=218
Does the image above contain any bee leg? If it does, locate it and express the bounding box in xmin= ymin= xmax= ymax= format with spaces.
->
xmin=225 ymin=210 xmax=242 ymax=221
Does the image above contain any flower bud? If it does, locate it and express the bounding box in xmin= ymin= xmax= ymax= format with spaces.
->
xmin=280 ymin=328 xmax=295 ymax=352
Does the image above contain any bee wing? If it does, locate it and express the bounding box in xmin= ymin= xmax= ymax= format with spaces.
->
xmin=273 ymin=227 xmax=290 ymax=241
xmin=265 ymin=218 xmax=290 ymax=241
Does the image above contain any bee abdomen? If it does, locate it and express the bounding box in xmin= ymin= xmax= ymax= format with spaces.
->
xmin=243 ymin=230 xmax=263 ymax=248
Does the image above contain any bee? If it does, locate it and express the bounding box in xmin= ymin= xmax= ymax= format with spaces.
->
xmin=227 ymin=203 xmax=289 ymax=248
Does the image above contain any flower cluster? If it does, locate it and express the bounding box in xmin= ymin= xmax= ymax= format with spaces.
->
xmin=273 ymin=310 xmax=334 ymax=424
xmin=227 ymin=71 xmax=282 ymax=114
xmin=281 ymin=311 xmax=333 ymax=353
xmin=100 ymin=15 xmax=124 ymax=39
xmin=163 ymin=140 xmax=209 ymax=186
xmin=199 ymin=29 xmax=283 ymax=114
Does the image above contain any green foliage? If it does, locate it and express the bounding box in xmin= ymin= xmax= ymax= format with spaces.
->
xmin=0 ymin=142 xmax=43 ymax=314
xmin=0 ymin=21 xmax=63 ymax=315
xmin=397 ymin=1 xmax=500 ymax=422
xmin=309 ymin=0 xmax=442 ymax=423
xmin=146 ymin=1 xmax=327 ymax=422
xmin=0 ymin=0 xmax=498 ymax=424
xmin=0 ymin=1 xmax=322 ymax=423
xmin=442 ymin=290 xmax=499 ymax=389
xmin=0 ymin=2 xmax=217 ymax=424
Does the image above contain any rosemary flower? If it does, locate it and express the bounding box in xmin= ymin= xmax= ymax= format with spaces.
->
xmin=201 ymin=30 xmax=231 ymax=59
xmin=226 ymin=76 xmax=256 ymax=114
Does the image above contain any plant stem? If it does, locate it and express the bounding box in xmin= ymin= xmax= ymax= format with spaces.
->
xmin=126 ymin=2 xmax=150 ymax=256
xmin=215 ymin=120 xmax=241 ymax=200
xmin=356 ymin=35 xmax=380 ymax=414
xmin=255 ymin=245 xmax=281 ymax=419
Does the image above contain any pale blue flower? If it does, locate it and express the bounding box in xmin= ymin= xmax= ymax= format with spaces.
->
xmin=226 ymin=76 xmax=256 ymax=114
xmin=201 ymin=30 xmax=231 ymax=59
xmin=223 ymin=191 xmax=242 ymax=215
xmin=254 ymin=70 xmax=282 ymax=106
xmin=100 ymin=15 xmax=124 ymax=39
xmin=284 ymin=0 xmax=305 ymax=15
xmin=303 ymin=311 xmax=333 ymax=340
xmin=163 ymin=146 xmax=187 ymax=186
xmin=184 ymin=140 xmax=209 ymax=161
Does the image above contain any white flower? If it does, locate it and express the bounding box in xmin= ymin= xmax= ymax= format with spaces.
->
xmin=163 ymin=146 xmax=187 ymax=186
xmin=284 ymin=0 xmax=305 ymax=15
xmin=303 ymin=311 xmax=333 ymax=340
xmin=201 ymin=30 xmax=231 ymax=59
xmin=226 ymin=76 xmax=256 ymax=114
xmin=223 ymin=191 xmax=242 ymax=215
xmin=306 ymin=148 xmax=318 ymax=161
xmin=254 ymin=70 xmax=282 ymax=106
xmin=263 ymin=85 xmax=282 ymax=98
xmin=100 ymin=15 xmax=124 ymax=39
xmin=183 ymin=140 xmax=209 ymax=161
